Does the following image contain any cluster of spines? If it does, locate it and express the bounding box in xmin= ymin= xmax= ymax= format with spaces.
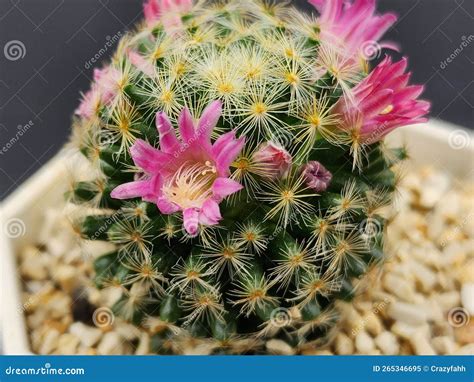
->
xmin=68 ymin=0 xmax=406 ymax=353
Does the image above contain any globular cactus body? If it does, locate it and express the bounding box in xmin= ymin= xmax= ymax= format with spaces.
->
xmin=70 ymin=0 xmax=428 ymax=354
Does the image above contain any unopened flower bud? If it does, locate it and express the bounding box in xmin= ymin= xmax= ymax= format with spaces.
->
xmin=301 ymin=161 xmax=332 ymax=192
xmin=252 ymin=141 xmax=292 ymax=179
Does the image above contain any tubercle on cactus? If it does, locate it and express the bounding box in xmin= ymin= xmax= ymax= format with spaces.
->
xmin=67 ymin=0 xmax=429 ymax=354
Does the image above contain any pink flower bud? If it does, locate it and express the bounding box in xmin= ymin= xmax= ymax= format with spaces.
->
xmin=301 ymin=161 xmax=332 ymax=192
xmin=252 ymin=142 xmax=292 ymax=179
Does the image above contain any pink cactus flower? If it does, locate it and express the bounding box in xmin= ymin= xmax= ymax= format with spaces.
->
xmin=111 ymin=100 xmax=245 ymax=235
xmin=128 ymin=50 xmax=154 ymax=77
xmin=301 ymin=161 xmax=332 ymax=192
xmin=252 ymin=142 xmax=292 ymax=180
xmin=143 ymin=0 xmax=193 ymax=32
xmin=335 ymin=56 xmax=430 ymax=144
xmin=75 ymin=66 xmax=121 ymax=119
xmin=309 ymin=0 xmax=398 ymax=61
xmin=93 ymin=66 xmax=122 ymax=105
xmin=75 ymin=88 xmax=101 ymax=119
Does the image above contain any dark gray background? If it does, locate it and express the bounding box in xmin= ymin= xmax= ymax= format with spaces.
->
xmin=0 ymin=0 xmax=473 ymax=199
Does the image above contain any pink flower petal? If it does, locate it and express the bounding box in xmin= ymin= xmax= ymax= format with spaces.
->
xmin=196 ymin=100 xmax=222 ymax=144
xmin=178 ymin=107 xmax=195 ymax=142
xmin=130 ymin=139 xmax=170 ymax=173
xmin=75 ymin=88 xmax=99 ymax=119
xmin=360 ymin=89 xmax=393 ymax=117
xmin=157 ymin=197 xmax=179 ymax=214
xmin=183 ymin=208 xmax=199 ymax=235
xmin=93 ymin=68 xmax=105 ymax=82
xmin=311 ymin=0 xmax=397 ymax=60
xmin=216 ymin=137 xmax=245 ymax=176
xmin=212 ymin=131 xmax=236 ymax=157
xmin=111 ymin=180 xmax=149 ymax=200
xmin=144 ymin=0 xmax=161 ymax=26
xmin=128 ymin=50 xmax=154 ymax=77
xmin=308 ymin=0 xmax=324 ymax=12
xmin=141 ymin=175 xmax=162 ymax=203
xmin=156 ymin=112 xmax=179 ymax=154
xmin=199 ymin=199 xmax=222 ymax=226
xmin=212 ymin=178 xmax=243 ymax=199
xmin=380 ymin=41 xmax=400 ymax=52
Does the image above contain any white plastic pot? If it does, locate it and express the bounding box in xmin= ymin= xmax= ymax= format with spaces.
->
xmin=1 ymin=120 xmax=473 ymax=354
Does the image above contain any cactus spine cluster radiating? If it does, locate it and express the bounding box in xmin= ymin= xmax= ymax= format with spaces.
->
xmin=68 ymin=0 xmax=429 ymax=354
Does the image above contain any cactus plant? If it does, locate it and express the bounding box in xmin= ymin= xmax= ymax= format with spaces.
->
xmin=68 ymin=0 xmax=429 ymax=354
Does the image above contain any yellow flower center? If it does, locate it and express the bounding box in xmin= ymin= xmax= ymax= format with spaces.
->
xmin=152 ymin=46 xmax=165 ymax=60
xmin=187 ymin=270 xmax=200 ymax=279
xmin=285 ymin=72 xmax=299 ymax=85
xmin=234 ymin=157 xmax=250 ymax=170
xmin=160 ymin=90 xmax=174 ymax=104
xmin=311 ymin=280 xmax=324 ymax=292
xmin=318 ymin=220 xmax=328 ymax=233
xmin=281 ymin=190 xmax=295 ymax=201
xmin=329 ymin=66 xmax=340 ymax=78
xmin=162 ymin=161 xmax=217 ymax=209
xmin=175 ymin=62 xmax=186 ymax=76
xmin=285 ymin=48 xmax=295 ymax=58
xmin=245 ymin=232 xmax=256 ymax=242
xmin=223 ymin=247 xmax=236 ymax=258
xmin=308 ymin=113 xmax=321 ymax=127
xmin=249 ymin=290 xmax=264 ymax=299
xmin=290 ymin=253 xmax=304 ymax=266
xmin=252 ymin=102 xmax=267 ymax=115
xmin=246 ymin=68 xmax=261 ymax=79
xmin=218 ymin=82 xmax=234 ymax=94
